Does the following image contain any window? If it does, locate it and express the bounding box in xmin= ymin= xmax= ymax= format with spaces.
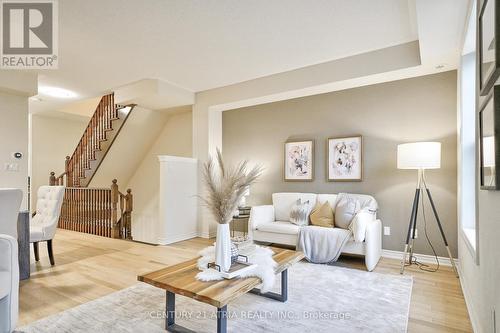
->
xmin=459 ymin=3 xmax=478 ymax=256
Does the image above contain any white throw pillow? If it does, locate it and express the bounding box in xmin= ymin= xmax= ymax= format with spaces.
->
xmin=350 ymin=209 xmax=375 ymax=242
xmin=289 ymin=199 xmax=312 ymax=226
xmin=334 ymin=194 xmax=361 ymax=229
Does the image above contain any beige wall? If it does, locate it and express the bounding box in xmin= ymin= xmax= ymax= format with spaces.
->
xmin=127 ymin=110 xmax=192 ymax=242
xmin=30 ymin=114 xmax=87 ymax=208
xmin=194 ymin=42 xmax=422 ymax=238
xmin=223 ymin=71 xmax=458 ymax=256
xmin=89 ymin=106 xmax=173 ymax=188
xmin=0 ymin=92 xmax=29 ymax=209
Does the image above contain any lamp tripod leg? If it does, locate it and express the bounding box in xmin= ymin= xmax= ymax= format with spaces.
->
xmin=409 ymin=189 xmax=420 ymax=263
xmin=400 ymin=244 xmax=408 ymax=274
xmin=424 ymin=187 xmax=459 ymax=278
xmin=401 ymin=188 xmax=420 ymax=274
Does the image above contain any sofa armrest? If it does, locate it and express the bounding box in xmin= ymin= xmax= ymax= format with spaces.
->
xmin=0 ymin=235 xmax=17 ymax=273
xmin=249 ymin=205 xmax=275 ymax=231
xmin=364 ymin=219 xmax=382 ymax=271
xmin=0 ymin=234 xmax=19 ymax=333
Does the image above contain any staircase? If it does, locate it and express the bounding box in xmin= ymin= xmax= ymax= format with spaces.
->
xmin=48 ymin=93 xmax=135 ymax=239
xmin=50 ymin=93 xmax=135 ymax=187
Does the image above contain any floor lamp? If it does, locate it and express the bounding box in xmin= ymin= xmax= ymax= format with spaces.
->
xmin=397 ymin=142 xmax=458 ymax=277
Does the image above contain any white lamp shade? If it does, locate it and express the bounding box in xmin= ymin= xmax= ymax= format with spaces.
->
xmin=397 ymin=142 xmax=441 ymax=169
xmin=483 ymin=136 xmax=495 ymax=167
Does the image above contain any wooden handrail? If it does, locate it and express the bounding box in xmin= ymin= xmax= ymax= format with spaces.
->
xmin=56 ymin=179 xmax=133 ymax=239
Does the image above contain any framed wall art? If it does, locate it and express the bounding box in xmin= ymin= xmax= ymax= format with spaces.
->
xmin=284 ymin=139 xmax=314 ymax=181
xmin=479 ymin=0 xmax=500 ymax=95
xmin=479 ymin=86 xmax=500 ymax=190
xmin=327 ymin=135 xmax=363 ymax=181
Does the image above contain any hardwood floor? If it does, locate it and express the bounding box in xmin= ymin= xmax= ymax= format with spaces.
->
xmin=19 ymin=229 xmax=472 ymax=332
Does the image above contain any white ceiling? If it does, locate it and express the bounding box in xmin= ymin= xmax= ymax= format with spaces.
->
xmin=30 ymin=0 xmax=468 ymax=114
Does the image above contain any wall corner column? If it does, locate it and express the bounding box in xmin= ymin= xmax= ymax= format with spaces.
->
xmin=193 ymin=98 xmax=222 ymax=238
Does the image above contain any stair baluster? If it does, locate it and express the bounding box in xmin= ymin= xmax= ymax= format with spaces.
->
xmin=49 ymin=179 xmax=132 ymax=239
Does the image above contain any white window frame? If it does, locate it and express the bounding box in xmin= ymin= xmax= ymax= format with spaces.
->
xmin=458 ymin=1 xmax=479 ymax=264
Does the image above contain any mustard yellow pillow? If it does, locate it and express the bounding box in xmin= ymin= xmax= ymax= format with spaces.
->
xmin=310 ymin=201 xmax=334 ymax=228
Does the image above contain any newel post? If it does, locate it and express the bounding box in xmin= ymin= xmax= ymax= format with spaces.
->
xmin=125 ymin=189 xmax=133 ymax=213
xmin=64 ymin=156 xmax=71 ymax=186
xmin=49 ymin=172 xmax=56 ymax=186
xmin=125 ymin=189 xmax=133 ymax=240
xmin=110 ymin=179 xmax=119 ymax=238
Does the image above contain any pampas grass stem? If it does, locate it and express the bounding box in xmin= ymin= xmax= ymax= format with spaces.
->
xmin=201 ymin=149 xmax=262 ymax=224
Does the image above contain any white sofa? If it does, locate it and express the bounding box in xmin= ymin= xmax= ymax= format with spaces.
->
xmin=249 ymin=192 xmax=382 ymax=271
xmin=0 ymin=188 xmax=22 ymax=333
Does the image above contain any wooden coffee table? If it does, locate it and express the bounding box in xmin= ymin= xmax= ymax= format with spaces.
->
xmin=138 ymin=247 xmax=304 ymax=333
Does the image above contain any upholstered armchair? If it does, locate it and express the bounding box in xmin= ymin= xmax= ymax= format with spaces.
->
xmin=30 ymin=186 xmax=65 ymax=266
xmin=0 ymin=188 xmax=22 ymax=333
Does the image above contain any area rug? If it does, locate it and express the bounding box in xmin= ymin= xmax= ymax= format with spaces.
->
xmin=17 ymin=262 xmax=413 ymax=333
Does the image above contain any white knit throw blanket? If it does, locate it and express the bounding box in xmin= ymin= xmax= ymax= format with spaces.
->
xmin=196 ymin=245 xmax=277 ymax=293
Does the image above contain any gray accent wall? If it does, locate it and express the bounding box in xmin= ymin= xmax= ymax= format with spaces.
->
xmin=223 ymin=71 xmax=458 ymax=257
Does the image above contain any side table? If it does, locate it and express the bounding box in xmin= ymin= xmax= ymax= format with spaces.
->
xmin=231 ymin=214 xmax=249 ymax=237
xmin=17 ymin=211 xmax=30 ymax=280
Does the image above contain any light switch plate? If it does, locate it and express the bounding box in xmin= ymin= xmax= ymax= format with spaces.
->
xmin=4 ymin=163 xmax=19 ymax=171
xmin=384 ymin=226 xmax=390 ymax=236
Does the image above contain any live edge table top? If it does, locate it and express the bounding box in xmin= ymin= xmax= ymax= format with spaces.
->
xmin=137 ymin=247 xmax=305 ymax=309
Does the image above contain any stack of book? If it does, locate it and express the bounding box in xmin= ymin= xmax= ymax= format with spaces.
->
xmin=238 ymin=206 xmax=251 ymax=216
xmin=219 ymin=261 xmax=257 ymax=279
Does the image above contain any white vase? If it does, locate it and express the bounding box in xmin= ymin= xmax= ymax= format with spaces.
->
xmin=215 ymin=223 xmax=231 ymax=272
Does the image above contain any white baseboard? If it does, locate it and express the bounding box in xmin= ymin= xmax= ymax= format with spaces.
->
xmin=457 ymin=264 xmax=481 ymax=333
xmin=198 ymin=231 xmax=216 ymax=239
xmin=382 ymin=249 xmax=458 ymax=267
xmin=157 ymin=231 xmax=200 ymax=245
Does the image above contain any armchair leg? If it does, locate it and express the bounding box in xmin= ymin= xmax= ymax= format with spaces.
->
xmin=33 ymin=242 xmax=39 ymax=262
xmin=47 ymin=239 xmax=55 ymax=266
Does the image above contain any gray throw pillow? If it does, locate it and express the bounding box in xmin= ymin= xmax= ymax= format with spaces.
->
xmin=289 ymin=199 xmax=312 ymax=226
xmin=335 ymin=194 xmax=361 ymax=229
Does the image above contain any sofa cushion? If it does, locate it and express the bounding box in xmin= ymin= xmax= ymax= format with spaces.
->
xmin=335 ymin=194 xmax=361 ymax=229
xmin=310 ymin=201 xmax=334 ymax=228
xmin=340 ymin=193 xmax=378 ymax=213
xmin=256 ymin=221 xmax=300 ymax=235
xmin=289 ymin=199 xmax=313 ymax=226
xmin=272 ymin=193 xmax=317 ymax=222
xmin=0 ymin=271 xmax=10 ymax=298
xmin=317 ymin=194 xmax=339 ymax=213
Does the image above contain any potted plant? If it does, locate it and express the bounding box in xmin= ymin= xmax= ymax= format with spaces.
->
xmin=202 ymin=149 xmax=262 ymax=272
